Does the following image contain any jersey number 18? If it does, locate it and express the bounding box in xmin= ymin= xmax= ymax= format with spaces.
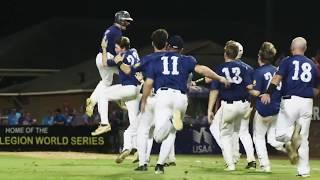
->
xmin=292 ymin=60 xmax=312 ymax=82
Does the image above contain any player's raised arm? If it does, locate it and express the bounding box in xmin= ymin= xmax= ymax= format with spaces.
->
xmin=194 ymin=65 xmax=230 ymax=87
xmin=101 ymin=37 xmax=108 ymax=66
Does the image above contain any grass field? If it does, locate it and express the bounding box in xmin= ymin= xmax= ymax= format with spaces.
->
xmin=0 ymin=152 xmax=319 ymax=180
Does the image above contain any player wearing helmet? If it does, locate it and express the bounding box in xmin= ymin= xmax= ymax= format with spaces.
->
xmin=86 ymin=10 xmax=133 ymax=136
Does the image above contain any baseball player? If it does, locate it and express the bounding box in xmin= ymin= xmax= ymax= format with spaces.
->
xmin=260 ymin=37 xmax=319 ymax=177
xmin=113 ymin=30 xmax=168 ymax=170
xmin=207 ymin=42 xmax=251 ymax=171
xmin=232 ymin=41 xmax=256 ymax=169
xmin=249 ymin=42 xmax=285 ymax=172
xmin=208 ymin=41 xmax=256 ymax=169
xmin=85 ymin=10 xmax=133 ymax=135
xmin=114 ymin=33 xmax=184 ymax=171
xmin=136 ymin=36 xmax=186 ymax=170
xmin=92 ymin=36 xmax=142 ymax=164
xmin=140 ymin=29 xmax=229 ymax=174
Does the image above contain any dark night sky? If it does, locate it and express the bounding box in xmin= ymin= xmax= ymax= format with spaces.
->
xmin=0 ymin=0 xmax=319 ymax=57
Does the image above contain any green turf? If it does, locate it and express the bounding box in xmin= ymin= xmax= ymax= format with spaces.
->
xmin=0 ymin=154 xmax=319 ymax=180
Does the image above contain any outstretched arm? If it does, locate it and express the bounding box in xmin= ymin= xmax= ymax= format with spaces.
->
xmin=194 ymin=65 xmax=229 ymax=87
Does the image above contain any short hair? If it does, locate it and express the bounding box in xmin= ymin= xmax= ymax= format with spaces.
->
xmin=151 ymin=29 xmax=168 ymax=50
xmin=258 ymin=42 xmax=277 ymax=63
xmin=115 ymin=36 xmax=130 ymax=50
xmin=225 ymin=40 xmax=243 ymax=59
xmin=224 ymin=41 xmax=239 ymax=59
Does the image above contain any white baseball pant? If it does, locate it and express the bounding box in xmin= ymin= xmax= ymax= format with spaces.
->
xmin=253 ymin=112 xmax=284 ymax=169
xmin=137 ymin=96 xmax=156 ymax=166
xmin=233 ymin=106 xmax=256 ymax=163
xmin=210 ymin=101 xmax=255 ymax=163
xmin=276 ymin=96 xmax=313 ymax=175
xmin=219 ymin=100 xmax=250 ymax=167
xmin=137 ymin=95 xmax=177 ymax=166
xmin=154 ymin=88 xmax=188 ymax=165
xmin=89 ymin=53 xmax=118 ymax=106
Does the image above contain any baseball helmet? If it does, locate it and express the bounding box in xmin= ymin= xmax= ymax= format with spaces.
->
xmin=115 ymin=10 xmax=133 ymax=25
xmin=235 ymin=42 xmax=243 ymax=59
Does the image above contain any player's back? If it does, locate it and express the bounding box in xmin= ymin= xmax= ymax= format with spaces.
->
xmin=103 ymin=25 xmax=122 ymax=55
xmin=134 ymin=52 xmax=167 ymax=78
xmin=254 ymin=64 xmax=281 ymax=116
xmin=146 ymin=52 xmax=197 ymax=93
xmin=211 ymin=60 xmax=251 ymax=101
xmin=238 ymin=59 xmax=254 ymax=77
xmin=277 ymin=55 xmax=318 ymax=98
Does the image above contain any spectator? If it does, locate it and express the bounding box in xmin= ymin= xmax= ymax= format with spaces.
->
xmin=312 ymin=49 xmax=320 ymax=78
xmin=7 ymin=108 xmax=21 ymax=125
xmin=72 ymin=106 xmax=89 ymax=126
xmin=53 ymin=108 xmax=67 ymax=125
xmin=42 ymin=110 xmax=54 ymax=126
xmin=19 ymin=112 xmax=37 ymax=125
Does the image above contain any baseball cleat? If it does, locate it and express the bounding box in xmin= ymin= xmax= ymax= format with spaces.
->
xmin=285 ymin=141 xmax=298 ymax=165
xmin=115 ymin=100 xmax=128 ymax=111
xmin=91 ymin=124 xmax=111 ymax=136
xmin=296 ymin=174 xmax=310 ymax=178
xmin=164 ymin=162 xmax=176 ymax=167
xmin=256 ymin=165 xmax=271 ymax=173
xmin=132 ymin=151 xmax=139 ymax=163
xmin=224 ymin=164 xmax=236 ymax=171
xmin=154 ymin=164 xmax=164 ymax=174
xmin=134 ymin=164 xmax=148 ymax=171
xmin=291 ymin=123 xmax=302 ymax=152
xmin=245 ymin=161 xmax=256 ymax=170
xmin=85 ymin=98 xmax=94 ymax=117
xmin=115 ymin=149 xmax=131 ymax=164
xmin=172 ymin=110 xmax=183 ymax=131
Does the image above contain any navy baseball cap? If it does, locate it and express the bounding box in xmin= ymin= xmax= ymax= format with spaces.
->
xmin=168 ymin=35 xmax=184 ymax=49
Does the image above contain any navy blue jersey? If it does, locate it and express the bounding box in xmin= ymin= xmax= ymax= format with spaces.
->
xmin=238 ymin=60 xmax=254 ymax=80
xmin=276 ymin=55 xmax=318 ymax=98
xmin=133 ymin=52 xmax=167 ymax=75
xmin=253 ymin=64 xmax=281 ymax=117
xmin=102 ymin=25 xmax=122 ymax=56
xmin=210 ymin=60 xmax=251 ymax=101
xmin=145 ymin=52 xmax=197 ymax=93
xmin=107 ymin=48 xmax=140 ymax=86
xmin=238 ymin=59 xmax=254 ymax=100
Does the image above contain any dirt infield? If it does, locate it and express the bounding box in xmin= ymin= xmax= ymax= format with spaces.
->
xmin=0 ymin=151 xmax=118 ymax=159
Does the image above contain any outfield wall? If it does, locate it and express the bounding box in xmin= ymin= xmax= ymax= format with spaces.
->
xmin=0 ymin=122 xmax=319 ymax=157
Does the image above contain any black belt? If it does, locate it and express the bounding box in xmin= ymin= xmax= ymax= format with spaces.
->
xmin=223 ymin=99 xmax=247 ymax=104
xmin=282 ymin=95 xmax=291 ymax=99
xmin=159 ymin=87 xmax=186 ymax=94
xmin=282 ymin=95 xmax=312 ymax=99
